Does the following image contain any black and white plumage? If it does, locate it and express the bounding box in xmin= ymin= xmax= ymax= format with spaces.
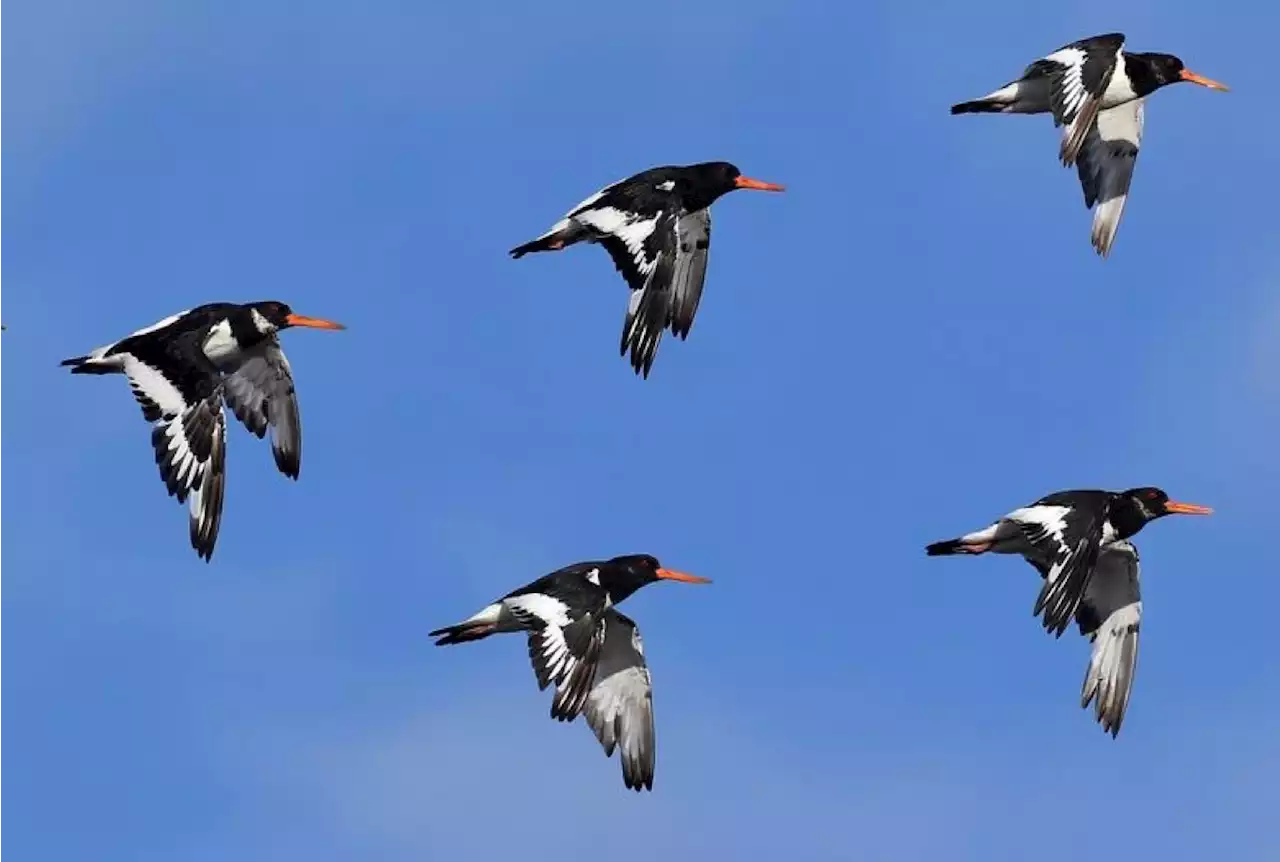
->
xmin=926 ymin=486 xmax=1209 ymax=637
xmin=926 ymin=487 xmax=1210 ymax=736
xmin=61 ymin=301 xmax=345 ymax=560
xmin=1075 ymin=99 xmax=1143 ymax=257
xmin=1075 ymin=541 xmax=1142 ymax=737
xmin=509 ymin=162 xmax=783 ymax=378
xmin=580 ymin=611 xmax=655 ymax=790
xmin=950 ymin=33 xmax=1228 ymax=257
xmin=221 ymin=338 xmax=303 ymax=479
xmin=429 ymin=554 xmax=710 ymax=791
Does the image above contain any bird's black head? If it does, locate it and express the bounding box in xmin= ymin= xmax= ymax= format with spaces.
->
xmin=1131 ymin=53 xmax=1229 ymax=93
xmin=680 ymin=161 xmax=785 ymax=209
xmin=597 ymin=553 xmax=711 ymax=603
xmin=1110 ymin=487 xmax=1213 ymax=537
xmin=248 ymin=301 xmax=346 ymax=334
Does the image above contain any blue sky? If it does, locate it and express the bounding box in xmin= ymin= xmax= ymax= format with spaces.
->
xmin=5 ymin=1 xmax=1278 ymax=859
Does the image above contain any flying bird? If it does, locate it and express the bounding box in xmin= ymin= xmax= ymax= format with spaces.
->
xmin=926 ymin=487 xmax=1211 ymax=735
xmin=429 ymin=554 xmax=711 ymax=790
xmin=61 ymin=301 xmax=345 ymax=561
xmin=950 ymin=33 xmax=1228 ymax=257
xmin=510 ymin=161 xmax=784 ymax=378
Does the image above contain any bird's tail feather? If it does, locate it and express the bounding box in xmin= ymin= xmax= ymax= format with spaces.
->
xmin=509 ymin=236 xmax=561 ymax=259
xmin=60 ymin=354 xmax=117 ymax=374
xmin=950 ymin=98 xmax=1009 ymax=115
xmin=429 ymin=622 xmax=498 ymax=646
xmin=510 ymin=220 xmax=582 ymax=259
xmin=926 ymin=538 xmax=984 ymax=556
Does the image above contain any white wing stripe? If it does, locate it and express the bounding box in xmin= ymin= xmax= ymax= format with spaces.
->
xmin=125 ymin=310 xmax=191 ymax=339
xmin=504 ymin=593 xmax=572 ymax=628
xmin=124 ymin=358 xmax=189 ymax=416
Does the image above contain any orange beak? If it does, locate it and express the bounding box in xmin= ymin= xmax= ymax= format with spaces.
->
xmin=1164 ymin=500 xmax=1214 ymax=515
xmin=734 ymin=176 xmax=786 ymax=192
xmin=656 ymin=567 xmax=712 ymax=584
xmin=1179 ymin=70 xmax=1229 ymax=91
xmin=285 ymin=313 xmax=346 ymax=331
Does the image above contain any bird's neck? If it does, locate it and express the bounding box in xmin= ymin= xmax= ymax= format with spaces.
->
xmin=1122 ymin=54 xmax=1166 ymax=98
xmin=1107 ymin=502 xmax=1149 ymax=540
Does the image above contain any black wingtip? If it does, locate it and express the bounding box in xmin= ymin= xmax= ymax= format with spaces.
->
xmin=623 ymin=768 xmax=654 ymax=792
xmin=274 ymin=451 xmax=301 ymax=481
xmin=1033 ymin=591 xmax=1077 ymax=639
xmin=189 ymin=497 xmax=224 ymax=565
xmin=188 ymin=530 xmax=218 ymax=564
xmin=192 ymin=523 xmax=218 ymax=562
xmin=621 ymin=287 xmax=667 ymax=380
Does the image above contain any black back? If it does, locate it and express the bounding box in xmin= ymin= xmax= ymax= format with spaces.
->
xmin=507 ymin=561 xmax=609 ymax=612
xmin=107 ymin=301 xmax=286 ymax=360
xmin=1034 ymin=488 xmax=1115 ymax=514
xmin=593 ymin=162 xmax=743 ymax=216
xmin=1035 ymin=487 xmax=1172 ymax=542
xmin=1023 ymin=33 xmax=1124 ymax=93
xmin=506 ymin=555 xmax=662 ymax=611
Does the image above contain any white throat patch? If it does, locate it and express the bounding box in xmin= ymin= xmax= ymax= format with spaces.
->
xmin=250 ymin=308 xmax=274 ymax=334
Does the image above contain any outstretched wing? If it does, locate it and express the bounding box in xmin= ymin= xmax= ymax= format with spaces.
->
xmin=504 ymin=592 xmax=607 ymax=719
xmin=1006 ymin=498 xmax=1109 ymax=637
xmin=1076 ymin=541 xmax=1142 ymax=737
xmin=1028 ymin=33 xmax=1125 ymax=166
xmin=580 ymin=610 xmax=655 ymax=791
xmin=1076 ymin=99 xmax=1144 ymax=258
xmin=619 ymin=213 xmax=678 ymax=378
xmin=114 ymin=335 xmax=229 ymax=562
xmin=668 ymin=208 xmax=711 ymax=340
xmin=577 ymin=207 xmax=667 ymax=294
xmin=221 ymin=336 xmax=302 ymax=479
xmin=150 ymin=390 xmax=227 ymax=561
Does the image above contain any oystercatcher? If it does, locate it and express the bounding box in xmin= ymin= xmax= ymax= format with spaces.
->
xmin=61 ymin=301 xmax=345 ymax=561
xmin=926 ymin=488 xmax=1211 ymax=735
xmin=950 ymin=33 xmax=1228 ymax=257
xmin=509 ymin=162 xmax=784 ymax=378
xmin=925 ymin=487 xmax=1210 ymax=636
xmin=429 ymin=554 xmax=711 ymax=791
